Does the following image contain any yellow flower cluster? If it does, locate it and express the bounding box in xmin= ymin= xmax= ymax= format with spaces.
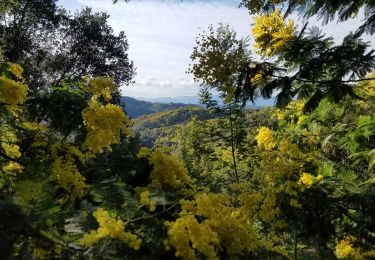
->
xmin=356 ymin=72 xmax=375 ymax=98
xmin=165 ymin=215 xmax=220 ymax=260
xmin=215 ymin=147 xmax=239 ymax=164
xmin=8 ymin=63 xmax=24 ymax=80
xmin=299 ymin=172 xmax=314 ymax=187
xmin=2 ymin=161 xmax=23 ymax=174
xmin=80 ymin=77 xmax=116 ymax=101
xmin=51 ymin=143 xmax=86 ymax=160
xmin=79 ymin=77 xmax=132 ymax=154
xmin=22 ymin=121 xmax=48 ymax=132
xmin=298 ymin=172 xmax=323 ymax=188
xmin=1 ymin=141 xmax=21 ymax=158
xmin=33 ymin=247 xmax=50 ymax=259
xmin=273 ymin=100 xmax=306 ymax=124
xmin=259 ymin=186 xmax=280 ymax=222
xmin=252 ymin=9 xmax=295 ymax=57
xmin=52 ymin=155 xmax=88 ymax=200
xmin=137 ymin=147 xmax=152 ymax=159
xmin=255 ymin=126 xmax=275 ymax=150
xmin=240 ymin=192 xmax=263 ymax=220
xmin=149 ymin=150 xmax=191 ymax=188
xmin=0 ymin=129 xmax=21 ymax=159
xmin=0 ymin=63 xmax=28 ymax=113
xmin=82 ymin=97 xmax=132 ymax=153
xmin=165 ymin=193 xmax=259 ymax=259
xmin=51 ymin=143 xmax=88 ymax=200
xmin=253 ymin=135 xmax=320 ymax=222
xmin=335 ymin=237 xmax=355 ymax=259
xmin=80 ymin=208 xmax=142 ymax=250
xmin=250 ymin=71 xmax=263 ymax=84
xmin=138 ymin=190 xmax=156 ymax=212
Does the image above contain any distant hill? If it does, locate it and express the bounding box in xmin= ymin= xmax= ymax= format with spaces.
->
xmin=121 ymin=96 xmax=192 ymax=118
xmin=138 ymin=95 xmax=202 ymax=104
xmin=131 ymin=105 xmax=272 ymax=147
xmin=132 ymin=106 xmax=219 ymax=147
xmin=121 ymin=95 xmax=275 ymax=119
xmin=137 ymin=95 xmax=276 ymax=108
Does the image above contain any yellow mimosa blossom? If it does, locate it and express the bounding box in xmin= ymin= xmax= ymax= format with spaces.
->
xmin=149 ymin=150 xmax=191 ymax=188
xmin=165 ymin=193 xmax=259 ymax=259
xmin=33 ymin=247 xmax=50 ymax=259
xmin=0 ymin=130 xmax=21 ymax=158
xmin=137 ymin=147 xmax=152 ymax=159
xmin=80 ymin=77 xmax=116 ymax=101
xmin=297 ymin=115 xmax=307 ymax=125
xmin=138 ymin=190 xmax=156 ymax=212
xmin=1 ymin=142 xmax=21 ymax=159
xmin=299 ymin=172 xmax=314 ymax=187
xmin=335 ymin=237 xmax=355 ymax=259
xmin=8 ymin=63 xmax=24 ymax=80
xmin=51 ymin=143 xmax=88 ymax=200
xmin=2 ymin=161 xmax=23 ymax=174
xmin=259 ymin=187 xmax=279 ymax=222
xmin=286 ymin=100 xmax=304 ymax=111
xmin=250 ymin=72 xmax=263 ymax=84
xmin=80 ymin=208 xmax=142 ymax=250
xmin=82 ymin=97 xmax=132 ymax=153
xmin=22 ymin=121 xmax=48 ymax=132
xmin=272 ymin=100 xmax=306 ymax=125
xmin=165 ymin=215 xmax=220 ymax=260
xmin=299 ymin=172 xmax=321 ymax=188
xmin=356 ymin=72 xmax=375 ymax=98
xmin=0 ymin=63 xmax=28 ymax=113
xmin=52 ymin=155 xmax=88 ymax=200
xmin=80 ymin=77 xmax=132 ymax=154
xmin=252 ymin=9 xmax=295 ymax=57
xmin=255 ymin=126 xmax=275 ymax=150
xmin=274 ymin=110 xmax=285 ymax=121
xmin=139 ymin=190 xmax=150 ymax=205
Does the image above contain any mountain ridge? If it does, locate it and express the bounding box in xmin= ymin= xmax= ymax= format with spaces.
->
xmin=121 ymin=96 xmax=194 ymax=118
xmin=131 ymin=95 xmax=276 ymax=107
xmin=121 ymin=95 xmax=276 ymax=118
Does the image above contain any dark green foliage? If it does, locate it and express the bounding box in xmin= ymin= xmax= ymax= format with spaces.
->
xmin=189 ymin=24 xmax=251 ymax=105
xmin=30 ymin=84 xmax=88 ymax=137
xmin=0 ymin=0 xmax=61 ymax=62
xmin=1 ymin=1 xmax=135 ymax=108
xmin=49 ymin=7 xmax=134 ymax=87
xmin=0 ymin=198 xmax=34 ymax=259
xmin=238 ymin=28 xmax=375 ymax=112
xmin=234 ymin=1 xmax=375 ymax=112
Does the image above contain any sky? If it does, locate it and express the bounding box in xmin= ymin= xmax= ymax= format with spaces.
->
xmin=59 ymin=0 xmax=375 ymax=98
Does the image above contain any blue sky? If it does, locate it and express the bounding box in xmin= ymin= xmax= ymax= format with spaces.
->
xmin=59 ymin=0 xmax=375 ymax=98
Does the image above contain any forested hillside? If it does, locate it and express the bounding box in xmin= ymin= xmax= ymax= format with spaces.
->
xmin=132 ymin=106 xmax=220 ymax=147
xmin=121 ymin=96 xmax=191 ymax=118
xmin=1 ymin=0 xmax=375 ymax=259
xmin=132 ymin=107 xmax=271 ymax=148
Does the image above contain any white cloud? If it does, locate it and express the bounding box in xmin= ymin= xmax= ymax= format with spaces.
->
xmin=124 ymin=76 xmax=200 ymax=97
xmin=58 ymin=0 xmax=375 ymax=99
xmin=59 ymin=0 xmax=251 ymax=98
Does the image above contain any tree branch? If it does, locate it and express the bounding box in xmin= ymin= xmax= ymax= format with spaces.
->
xmin=266 ymin=72 xmax=375 ymax=85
